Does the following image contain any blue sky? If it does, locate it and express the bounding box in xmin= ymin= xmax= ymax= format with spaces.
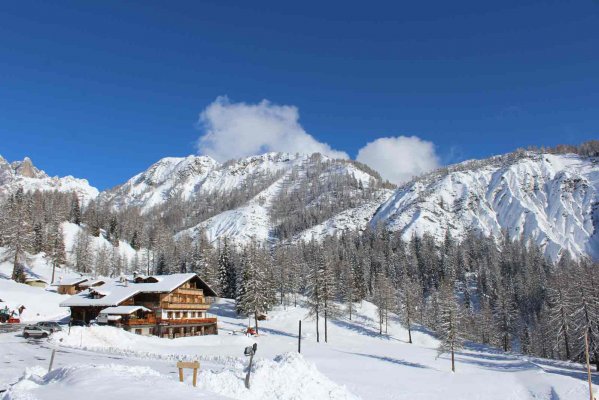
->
xmin=0 ymin=1 xmax=597 ymax=189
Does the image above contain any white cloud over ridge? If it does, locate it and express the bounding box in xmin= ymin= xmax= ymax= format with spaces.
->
xmin=197 ymin=97 xmax=440 ymax=185
xmin=356 ymin=136 xmax=440 ymax=185
xmin=197 ymin=96 xmax=348 ymax=162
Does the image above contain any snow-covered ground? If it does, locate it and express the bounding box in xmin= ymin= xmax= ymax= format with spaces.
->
xmin=1 ymin=290 xmax=596 ymax=399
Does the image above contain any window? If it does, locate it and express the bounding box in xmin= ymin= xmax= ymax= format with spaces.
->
xmin=167 ymin=312 xmax=173 ymax=319
xmin=135 ymin=329 xmax=142 ymax=335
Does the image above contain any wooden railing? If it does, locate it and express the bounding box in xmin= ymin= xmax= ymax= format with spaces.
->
xmin=162 ymin=302 xmax=210 ymax=309
xmin=158 ymin=317 xmax=217 ymax=326
xmin=176 ymin=288 xmax=204 ymax=296
xmin=125 ymin=316 xmax=157 ymax=326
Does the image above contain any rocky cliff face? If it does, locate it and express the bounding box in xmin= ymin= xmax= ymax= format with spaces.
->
xmin=0 ymin=155 xmax=99 ymax=203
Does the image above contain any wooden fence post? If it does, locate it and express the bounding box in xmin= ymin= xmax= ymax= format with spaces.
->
xmin=177 ymin=361 xmax=200 ymax=387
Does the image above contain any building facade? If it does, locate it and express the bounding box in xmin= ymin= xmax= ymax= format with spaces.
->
xmin=60 ymin=273 xmax=218 ymax=338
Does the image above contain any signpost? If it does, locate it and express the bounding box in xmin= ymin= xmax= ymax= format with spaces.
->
xmin=177 ymin=361 xmax=200 ymax=387
xmin=244 ymin=343 xmax=258 ymax=389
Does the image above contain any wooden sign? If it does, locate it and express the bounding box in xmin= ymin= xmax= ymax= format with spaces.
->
xmin=177 ymin=361 xmax=200 ymax=387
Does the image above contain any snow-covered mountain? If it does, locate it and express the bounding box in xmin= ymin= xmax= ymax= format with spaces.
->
xmin=101 ymin=152 xmax=380 ymax=213
xmin=128 ymin=152 xmax=386 ymax=245
xmin=0 ymin=155 xmax=99 ymax=203
xmin=3 ymin=149 xmax=598 ymax=261
xmin=372 ymin=152 xmax=599 ymax=261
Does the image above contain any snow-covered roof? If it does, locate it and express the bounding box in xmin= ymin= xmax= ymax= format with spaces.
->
xmin=60 ymin=273 xmax=216 ymax=308
xmin=25 ymin=278 xmax=48 ymax=283
xmin=79 ymin=279 xmax=105 ymax=288
xmin=106 ymin=315 xmax=122 ymax=321
xmin=58 ymin=277 xmax=88 ymax=286
xmin=99 ymin=306 xmax=151 ymax=315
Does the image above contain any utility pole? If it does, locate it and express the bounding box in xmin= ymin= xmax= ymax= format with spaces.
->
xmin=585 ymin=330 xmax=596 ymax=400
xmin=298 ymin=320 xmax=302 ymax=353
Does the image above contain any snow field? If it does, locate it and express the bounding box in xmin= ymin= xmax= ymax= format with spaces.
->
xmin=3 ymin=364 xmax=229 ymax=400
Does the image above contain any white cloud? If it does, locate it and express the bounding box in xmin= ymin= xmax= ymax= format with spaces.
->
xmin=197 ymin=96 xmax=348 ymax=162
xmin=356 ymin=136 xmax=440 ymax=184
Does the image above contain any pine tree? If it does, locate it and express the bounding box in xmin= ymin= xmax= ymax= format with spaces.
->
xmin=494 ymin=283 xmax=518 ymax=352
xmin=372 ymin=272 xmax=395 ymax=335
xmin=237 ymin=243 xmax=271 ymax=334
xmin=306 ymin=251 xmax=326 ymax=343
xmin=47 ymin=221 xmax=66 ymax=283
xmin=94 ymin=245 xmax=111 ymax=277
xmin=546 ymin=270 xmax=575 ymax=359
xmin=130 ymin=230 xmax=141 ymax=251
xmin=398 ymin=275 xmax=422 ymax=343
xmin=570 ymin=260 xmax=599 ymax=369
xmin=69 ymin=193 xmax=81 ymax=225
xmin=74 ymin=230 xmax=93 ymax=274
xmin=437 ymin=279 xmax=464 ymax=372
xmin=217 ymin=239 xmax=237 ymax=298
xmin=3 ymin=188 xmax=35 ymax=282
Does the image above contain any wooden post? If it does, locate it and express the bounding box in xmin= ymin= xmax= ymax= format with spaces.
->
xmin=48 ymin=349 xmax=56 ymax=372
xmin=298 ymin=320 xmax=302 ymax=353
xmin=585 ymin=331 xmax=595 ymax=400
xmin=177 ymin=361 xmax=200 ymax=387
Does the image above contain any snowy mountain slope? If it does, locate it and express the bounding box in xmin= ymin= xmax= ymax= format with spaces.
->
xmin=294 ymin=189 xmax=394 ymax=242
xmin=0 ymin=156 xmax=98 ymax=203
xmin=177 ymin=156 xmax=385 ymax=245
xmin=179 ymin=170 xmax=292 ymax=245
xmin=100 ymin=155 xmax=219 ymax=210
xmin=101 ymin=152 xmax=308 ymax=212
xmin=372 ymin=152 xmax=599 ymax=261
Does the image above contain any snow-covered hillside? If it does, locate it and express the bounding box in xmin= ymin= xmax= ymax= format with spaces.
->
xmin=373 ymin=152 xmax=599 ymax=261
xmin=0 ymin=156 xmax=98 ymax=203
xmin=101 ymin=152 xmax=304 ymax=212
xmin=294 ymin=189 xmax=394 ymax=242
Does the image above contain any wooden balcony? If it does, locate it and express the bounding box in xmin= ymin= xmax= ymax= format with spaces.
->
xmin=177 ymin=288 xmax=203 ymax=296
xmin=162 ymin=302 xmax=210 ymax=310
xmin=124 ymin=316 xmax=157 ymax=326
xmin=158 ymin=317 xmax=217 ymax=326
xmin=123 ymin=317 xmax=216 ymax=326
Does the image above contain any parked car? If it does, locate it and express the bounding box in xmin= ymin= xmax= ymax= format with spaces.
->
xmin=35 ymin=321 xmax=62 ymax=333
xmin=23 ymin=325 xmax=51 ymax=339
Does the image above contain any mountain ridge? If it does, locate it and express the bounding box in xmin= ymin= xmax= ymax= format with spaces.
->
xmin=1 ymin=149 xmax=597 ymax=260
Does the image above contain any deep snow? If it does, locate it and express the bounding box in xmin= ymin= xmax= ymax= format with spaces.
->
xmin=1 ymin=292 xmax=596 ymax=400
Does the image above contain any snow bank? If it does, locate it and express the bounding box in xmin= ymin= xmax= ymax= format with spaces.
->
xmin=2 ymin=364 xmax=227 ymax=400
xmin=51 ymin=325 xmax=251 ymax=363
xmin=197 ymin=352 xmax=359 ymax=400
xmin=0 ymin=279 xmax=68 ymax=322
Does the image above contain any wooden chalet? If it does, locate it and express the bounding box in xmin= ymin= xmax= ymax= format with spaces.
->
xmin=60 ymin=273 xmax=218 ymax=338
xmin=57 ymin=277 xmax=90 ymax=295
